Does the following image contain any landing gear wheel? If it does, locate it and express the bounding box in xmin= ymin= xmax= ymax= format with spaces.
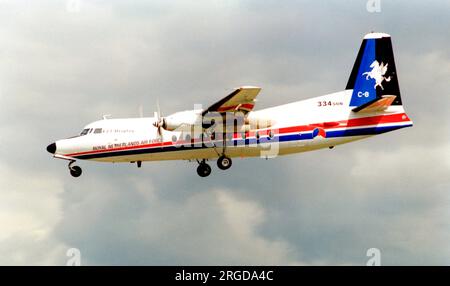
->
xmin=217 ymin=156 xmax=232 ymax=170
xmin=197 ymin=163 xmax=212 ymax=177
xmin=69 ymin=166 xmax=82 ymax=178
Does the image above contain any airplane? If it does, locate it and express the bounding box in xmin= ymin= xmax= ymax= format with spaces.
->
xmin=46 ymin=32 xmax=413 ymax=178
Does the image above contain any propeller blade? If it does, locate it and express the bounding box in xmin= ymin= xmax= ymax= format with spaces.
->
xmin=156 ymin=98 xmax=162 ymax=118
xmin=153 ymin=111 xmax=159 ymax=127
xmin=153 ymin=100 xmax=163 ymax=140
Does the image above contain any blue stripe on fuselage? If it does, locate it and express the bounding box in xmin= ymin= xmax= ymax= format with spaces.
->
xmin=73 ymin=124 xmax=412 ymax=160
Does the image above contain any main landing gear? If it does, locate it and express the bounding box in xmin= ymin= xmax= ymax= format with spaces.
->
xmin=196 ymin=155 xmax=232 ymax=177
xmin=217 ymin=155 xmax=232 ymax=170
xmin=68 ymin=160 xmax=82 ymax=178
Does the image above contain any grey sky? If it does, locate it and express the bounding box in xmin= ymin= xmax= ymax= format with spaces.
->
xmin=0 ymin=0 xmax=449 ymax=265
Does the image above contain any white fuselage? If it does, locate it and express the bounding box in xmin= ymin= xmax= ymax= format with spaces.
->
xmin=53 ymin=90 xmax=413 ymax=163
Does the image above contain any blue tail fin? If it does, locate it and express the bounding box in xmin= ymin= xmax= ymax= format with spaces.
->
xmin=346 ymin=33 xmax=402 ymax=107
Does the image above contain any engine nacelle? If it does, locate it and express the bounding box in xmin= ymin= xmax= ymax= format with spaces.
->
xmin=162 ymin=110 xmax=201 ymax=131
xmin=159 ymin=110 xmax=273 ymax=132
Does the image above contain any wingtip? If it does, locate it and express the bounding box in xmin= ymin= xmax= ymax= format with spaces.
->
xmin=237 ymin=85 xmax=262 ymax=90
xmin=364 ymin=32 xmax=391 ymax=39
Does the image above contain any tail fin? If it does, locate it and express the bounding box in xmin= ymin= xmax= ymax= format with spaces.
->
xmin=346 ymin=33 xmax=402 ymax=107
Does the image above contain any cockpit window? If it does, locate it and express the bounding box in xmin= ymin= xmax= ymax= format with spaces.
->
xmin=94 ymin=128 xmax=102 ymax=134
xmin=80 ymin=129 xmax=90 ymax=136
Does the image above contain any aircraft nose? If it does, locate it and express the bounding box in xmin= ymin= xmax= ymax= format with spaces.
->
xmin=46 ymin=142 xmax=56 ymax=154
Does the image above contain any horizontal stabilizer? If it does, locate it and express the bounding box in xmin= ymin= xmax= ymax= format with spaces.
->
xmin=352 ymin=95 xmax=396 ymax=113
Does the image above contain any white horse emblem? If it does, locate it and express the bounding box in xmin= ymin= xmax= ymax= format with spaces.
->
xmin=362 ymin=60 xmax=391 ymax=90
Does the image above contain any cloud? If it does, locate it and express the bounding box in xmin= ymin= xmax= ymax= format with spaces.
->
xmin=0 ymin=0 xmax=449 ymax=265
xmin=0 ymin=163 xmax=68 ymax=265
xmin=53 ymin=179 xmax=301 ymax=265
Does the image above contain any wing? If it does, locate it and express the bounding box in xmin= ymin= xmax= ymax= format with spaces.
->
xmin=202 ymin=86 xmax=261 ymax=116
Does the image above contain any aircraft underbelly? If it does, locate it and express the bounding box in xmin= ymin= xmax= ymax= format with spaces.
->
xmin=89 ymin=135 xmax=370 ymax=163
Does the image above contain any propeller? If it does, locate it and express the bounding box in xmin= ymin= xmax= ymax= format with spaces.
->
xmin=152 ymin=99 xmax=165 ymax=140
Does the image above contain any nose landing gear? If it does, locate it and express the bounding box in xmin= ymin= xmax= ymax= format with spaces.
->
xmin=196 ymin=160 xmax=212 ymax=177
xmin=68 ymin=161 xmax=82 ymax=178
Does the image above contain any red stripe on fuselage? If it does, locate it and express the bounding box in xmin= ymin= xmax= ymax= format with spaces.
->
xmin=64 ymin=113 xmax=411 ymax=157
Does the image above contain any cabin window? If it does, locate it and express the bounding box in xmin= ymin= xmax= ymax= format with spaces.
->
xmin=172 ymin=135 xmax=178 ymax=143
xmin=80 ymin=129 xmax=89 ymax=136
xmin=268 ymin=130 xmax=274 ymax=139
xmin=94 ymin=128 xmax=102 ymax=134
xmin=255 ymin=131 xmax=260 ymax=140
